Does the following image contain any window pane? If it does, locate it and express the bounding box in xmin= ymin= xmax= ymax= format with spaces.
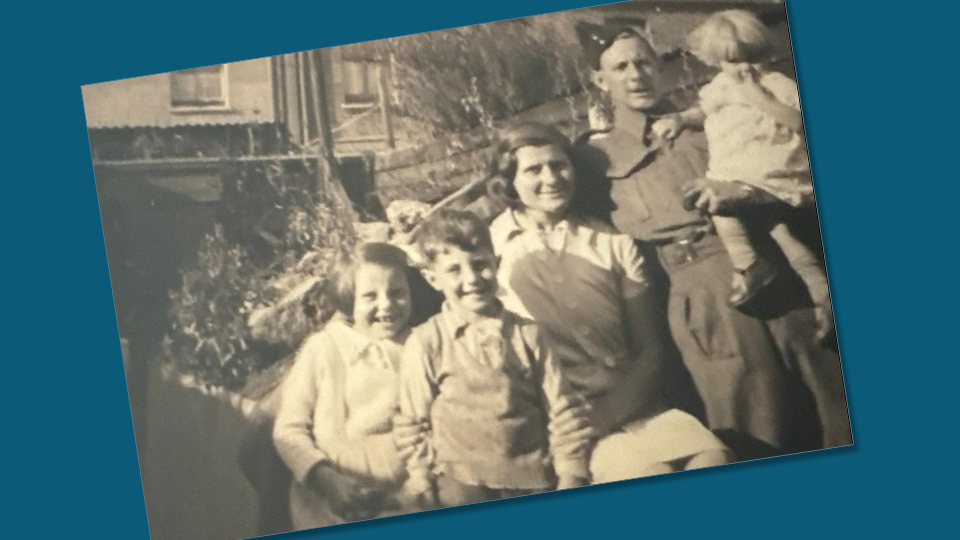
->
xmin=171 ymin=65 xmax=225 ymax=107
xmin=195 ymin=71 xmax=222 ymax=101
xmin=342 ymin=61 xmax=377 ymax=104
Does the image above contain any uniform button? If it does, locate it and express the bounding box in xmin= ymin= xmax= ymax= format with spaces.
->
xmin=578 ymin=325 xmax=591 ymax=336
xmin=602 ymin=356 xmax=618 ymax=368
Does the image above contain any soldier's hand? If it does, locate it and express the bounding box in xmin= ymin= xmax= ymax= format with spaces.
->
xmin=682 ymin=179 xmax=779 ymax=215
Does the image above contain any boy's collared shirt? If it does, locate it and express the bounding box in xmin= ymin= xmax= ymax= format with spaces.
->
xmin=399 ymin=302 xmax=588 ymax=491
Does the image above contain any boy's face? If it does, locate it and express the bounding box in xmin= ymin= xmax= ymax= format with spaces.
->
xmin=352 ymin=263 xmax=412 ymax=340
xmin=594 ymin=35 xmax=661 ymax=112
xmin=423 ymin=245 xmax=500 ymax=318
xmin=513 ymin=144 xmax=575 ymax=220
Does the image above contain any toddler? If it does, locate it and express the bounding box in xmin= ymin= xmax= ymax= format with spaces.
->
xmin=273 ymin=242 xmax=423 ymax=529
xmin=657 ymin=10 xmax=832 ymax=341
xmin=398 ymin=209 xmax=590 ymax=508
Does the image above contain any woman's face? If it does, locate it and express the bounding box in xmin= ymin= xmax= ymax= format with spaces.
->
xmin=512 ymin=143 xmax=575 ymax=220
xmin=594 ymin=35 xmax=661 ymax=112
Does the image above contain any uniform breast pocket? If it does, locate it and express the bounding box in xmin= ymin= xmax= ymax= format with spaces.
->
xmin=678 ymin=289 xmax=739 ymax=361
xmin=611 ymin=181 xmax=651 ymax=223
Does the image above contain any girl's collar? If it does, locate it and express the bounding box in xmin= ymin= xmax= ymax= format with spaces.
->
xmin=331 ymin=314 xmax=410 ymax=346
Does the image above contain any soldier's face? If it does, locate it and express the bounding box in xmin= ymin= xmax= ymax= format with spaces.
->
xmin=594 ymin=35 xmax=661 ymax=112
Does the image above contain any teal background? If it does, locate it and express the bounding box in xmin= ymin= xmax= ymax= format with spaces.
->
xmin=5 ymin=0 xmax=956 ymax=538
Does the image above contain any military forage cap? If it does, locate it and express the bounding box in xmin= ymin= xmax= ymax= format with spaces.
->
xmin=576 ymin=16 xmax=647 ymax=70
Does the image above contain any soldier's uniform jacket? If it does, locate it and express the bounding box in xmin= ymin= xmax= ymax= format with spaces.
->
xmin=572 ymin=116 xmax=852 ymax=457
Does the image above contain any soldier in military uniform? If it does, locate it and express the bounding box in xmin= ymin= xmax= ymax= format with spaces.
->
xmin=571 ymin=19 xmax=852 ymax=459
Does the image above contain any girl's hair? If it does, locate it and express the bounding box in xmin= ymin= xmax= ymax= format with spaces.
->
xmin=488 ymin=122 xmax=575 ymax=209
xmin=414 ymin=208 xmax=494 ymax=265
xmin=687 ymin=10 xmax=771 ymax=67
xmin=325 ymin=242 xmax=410 ymax=317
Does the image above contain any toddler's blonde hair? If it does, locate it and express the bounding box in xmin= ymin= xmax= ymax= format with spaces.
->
xmin=687 ymin=10 xmax=771 ymax=67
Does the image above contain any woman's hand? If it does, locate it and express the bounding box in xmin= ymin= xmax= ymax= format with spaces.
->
xmin=682 ymin=178 xmax=780 ymax=215
xmin=549 ymin=396 xmax=597 ymax=456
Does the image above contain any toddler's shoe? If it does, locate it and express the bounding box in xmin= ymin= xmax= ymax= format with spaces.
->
xmin=729 ymin=257 xmax=778 ymax=309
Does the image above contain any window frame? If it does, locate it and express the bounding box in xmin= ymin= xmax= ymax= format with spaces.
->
xmin=340 ymin=60 xmax=379 ymax=112
xmin=169 ymin=64 xmax=231 ymax=113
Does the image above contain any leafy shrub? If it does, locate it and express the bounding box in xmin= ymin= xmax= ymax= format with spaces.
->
xmin=162 ymin=160 xmax=357 ymax=390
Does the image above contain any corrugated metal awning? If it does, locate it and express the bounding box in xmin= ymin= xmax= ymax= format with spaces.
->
xmin=86 ymin=118 xmax=275 ymax=129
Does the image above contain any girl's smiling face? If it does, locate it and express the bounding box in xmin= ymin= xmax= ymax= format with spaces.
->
xmin=351 ymin=263 xmax=412 ymax=340
xmin=512 ymin=144 xmax=575 ymax=221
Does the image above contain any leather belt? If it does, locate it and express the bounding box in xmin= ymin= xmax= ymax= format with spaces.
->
xmin=656 ymin=226 xmax=726 ymax=273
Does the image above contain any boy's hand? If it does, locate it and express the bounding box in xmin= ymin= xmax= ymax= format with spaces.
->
xmin=308 ymin=463 xmax=385 ymax=521
xmin=393 ymin=414 xmax=430 ymax=460
xmin=557 ymin=475 xmax=589 ymax=490
xmin=549 ymin=396 xmax=596 ymax=456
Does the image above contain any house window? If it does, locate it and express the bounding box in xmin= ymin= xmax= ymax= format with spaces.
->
xmin=341 ymin=61 xmax=379 ymax=108
xmin=170 ymin=65 xmax=227 ymax=108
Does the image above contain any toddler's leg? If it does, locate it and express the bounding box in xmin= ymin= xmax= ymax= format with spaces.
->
xmin=768 ymin=222 xmax=834 ymax=344
xmin=712 ymin=214 xmax=757 ymax=270
xmin=768 ymin=222 xmax=829 ymax=304
xmin=712 ymin=215 xmax=778 ymax=307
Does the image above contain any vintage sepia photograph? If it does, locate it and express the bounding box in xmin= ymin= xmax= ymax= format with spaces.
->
xmin=81 ymin=1 xmax=852 ymax=539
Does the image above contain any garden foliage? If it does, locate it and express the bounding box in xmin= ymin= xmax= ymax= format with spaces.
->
xmin=369 ymin=12 xmax=590 ymax=135
xmin=162 ymin=160 xmax=357 ymax=390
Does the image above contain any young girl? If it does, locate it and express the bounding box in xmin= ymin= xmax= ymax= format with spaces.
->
xmin=658 ymin=10 xmax=832 ymax=342
xmin=273 ymin=242 xmax=424 ymax=530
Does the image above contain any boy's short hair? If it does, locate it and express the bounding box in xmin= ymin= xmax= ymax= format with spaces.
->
xmin=687 ymin=9 xmax=771 ymax=67
xmin=326 ymin=242 xmax=410 ymax=317
xmin=414 ymin=209 xmax=494 ymax=265
xmin=488 ymin=122 xmax=574 ymax=209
